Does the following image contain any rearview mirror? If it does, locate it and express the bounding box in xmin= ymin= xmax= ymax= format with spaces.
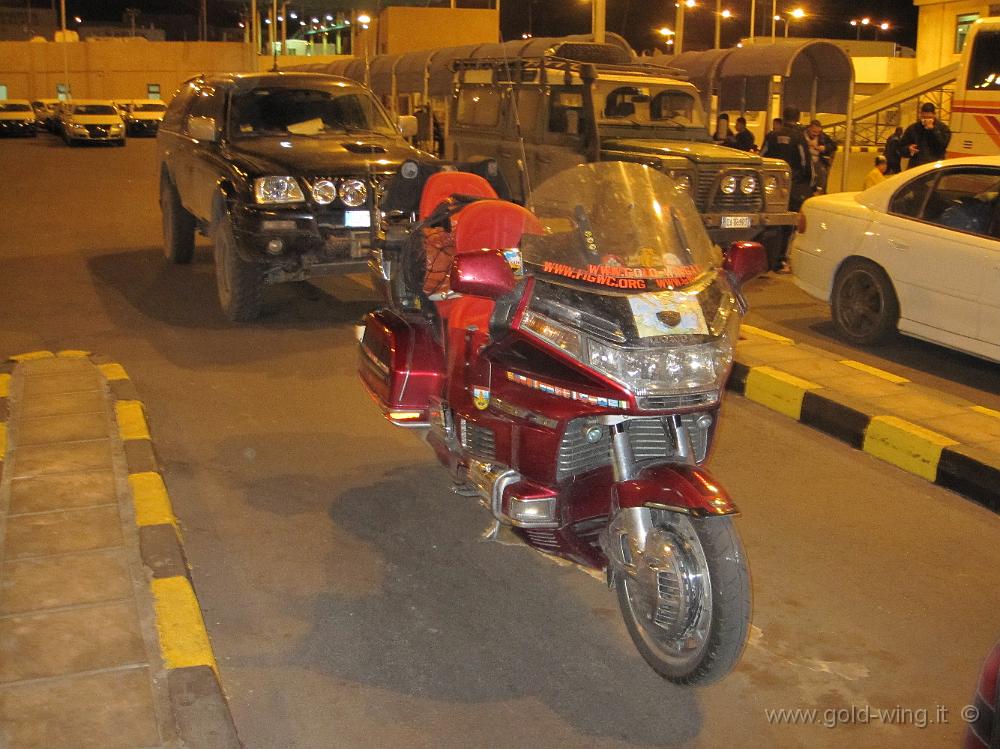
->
xmin=723 ymin=241 xmax=768 ymax=286
xmin=450 ymin=250 xmax=516 ymax=300
xmin=397 ymin=115 xmax=418 ymax=138
xmin=187 ymin=115 xmax=217 ymax=143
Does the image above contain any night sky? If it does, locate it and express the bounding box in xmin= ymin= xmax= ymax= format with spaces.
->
xmin=68 ymin=0 xmax=920 ymax=50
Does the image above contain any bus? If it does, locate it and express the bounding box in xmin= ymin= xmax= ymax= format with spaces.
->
xmin=948 ymin=16 xmax=1000 ymax=157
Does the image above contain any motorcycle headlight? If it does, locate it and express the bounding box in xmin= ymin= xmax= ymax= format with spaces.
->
xmin=720 ymin=175 xmax=738 ymax=195
xmin=521 ymin=311 xmax=583 ymax=358
xmin=254 ymin=176 xmax=305 ymax=204
xmin=312 ymin=179 xmax=337 ymax=205
xmin=739 ymin=175 xmax=757 ymax=195
xmin=338 ymin=178 xmax=368 ymax=207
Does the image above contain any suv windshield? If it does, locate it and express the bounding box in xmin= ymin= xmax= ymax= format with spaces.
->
xmin=73 ymin=104 xmax=117 ymax=115
xmin=522 ymin=162 xmax=719 ymax=291
xmin=597 ymin=83 xmax=704 ymax=129
xmin=0 ymin=103 xmax=31 ymax=112
xmin=228 ymin=87 xmax=395 ymax=138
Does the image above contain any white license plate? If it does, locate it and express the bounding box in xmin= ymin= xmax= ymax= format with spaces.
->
xmin=345 ymin=210 xmax=371 ymax=228
xmin=720 ymin=215 xmax=752 ymax=229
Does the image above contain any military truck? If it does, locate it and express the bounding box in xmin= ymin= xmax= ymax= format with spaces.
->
xmin=446 ymin=44 xmax=796 ymax=249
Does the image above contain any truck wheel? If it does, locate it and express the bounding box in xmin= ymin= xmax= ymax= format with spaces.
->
xmin=160 ymin=173 xmax=195 ymax=264
xmin=213 ymin=209 xmax=263 ymax=322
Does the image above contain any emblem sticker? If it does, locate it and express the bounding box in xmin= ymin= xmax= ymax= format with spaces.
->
xmin=472 ymin=387 xmax=491 ymax=410
xmin=628 ymin=291 xmax=709 ymax=337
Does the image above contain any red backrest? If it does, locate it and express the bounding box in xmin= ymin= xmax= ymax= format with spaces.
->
xmin=418 ymin=172 xmax=498 ymax=220
xmin=452 ymin=200 xmax=544 ymax=255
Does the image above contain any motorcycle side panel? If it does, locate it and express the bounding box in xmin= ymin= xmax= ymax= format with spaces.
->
xmin=615 ymin=464 xmax=739 ymax=516
xmin=359 ymin=310 xmax=444 ymax=424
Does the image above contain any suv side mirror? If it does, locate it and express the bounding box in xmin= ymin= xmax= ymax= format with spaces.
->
xmin=397 ymin=115 xmax=418 ymax=139
xmin=723 ymin=241 xmax=768 ymax=286
xmin=450 ymin=250 xmax=516 ymax=299
xmin=187 ymin=115 xmax=217 ymax=143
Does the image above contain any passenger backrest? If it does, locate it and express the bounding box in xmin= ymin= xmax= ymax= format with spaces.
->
xmin=418 ymin=172 xmax=498 ymax=220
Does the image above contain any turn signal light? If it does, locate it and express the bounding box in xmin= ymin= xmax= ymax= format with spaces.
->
xmin=508 ymin=496 xmax=557 ymax=525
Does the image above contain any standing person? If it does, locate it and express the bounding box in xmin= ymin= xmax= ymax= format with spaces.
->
xmin=863 ymin=155 xmax=888 ymax=189
xmin=771 ymin=117 xmax=783 ymax=134
xmin=884 ymin=126 xmax=904 ymax=174
xmin=805 ymin=119 xmax=837 ymax=194
xmin=712 ymin=113 xmax=734 ymax=146
xmin=732 ymin=116 xmax=756 ymax=151
xmin=761 ymin=106 xmax=812 ymax=272
xmin=899 ymin=102 xmax=951 ymax=168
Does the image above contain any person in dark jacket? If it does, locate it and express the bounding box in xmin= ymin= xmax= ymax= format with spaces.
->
xmin=805 ymin=119 xmax=837 ymax=194
xmin=761 ymin=106 xmax=812 ymax=271
xmin=732 ymin=116 xmax=756 ymax=151
xmin=899 ymin=102 xmax=951 ymax=168
xmin=884 ymin=126 xmax=904 ymax=174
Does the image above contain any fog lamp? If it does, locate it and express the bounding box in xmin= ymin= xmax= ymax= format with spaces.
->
xmin=266 ymin=238 xmax=284 ymax=254
xmin=508 ymin=496 xmax=557 ymax=525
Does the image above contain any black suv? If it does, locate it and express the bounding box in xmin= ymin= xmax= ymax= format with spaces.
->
xmin=157 ymin=72 xmax=425 ymax=321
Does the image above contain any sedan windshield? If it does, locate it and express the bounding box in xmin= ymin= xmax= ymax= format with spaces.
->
xmin=73 ymin=105 xmax=117 ymax=115
xmin=228 ymin=87 xmax=396 ymax=138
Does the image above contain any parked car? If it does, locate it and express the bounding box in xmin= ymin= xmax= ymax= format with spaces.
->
xmin=59 ymin=100 xmax=126 ymax=146
xmin=120 ymin=99 xmax=167 ymax=136
xmin=157 ymin=72 xmax=424 ymax=321
xmin=791 ymin=155 xmax=1000 ymax=363
xmin=31 ymin=98 xmax=61 ymax=131
xmin=0 ymin=100 xmax=37 ymax=136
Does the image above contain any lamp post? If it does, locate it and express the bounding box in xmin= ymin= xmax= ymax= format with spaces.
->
xmin=675 ymin=0 xmax=695 ymax=55
xmin=714 ymin=6 xmax=732 ymax=48
xmin=850 ymin=16 xmax=870 ymax=40
xmin=874 ymin=21 xmax=890 ymax=40
xmin=786 ymin=7 xmax=804 ymax=37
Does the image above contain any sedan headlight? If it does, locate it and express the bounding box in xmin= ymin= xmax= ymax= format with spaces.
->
xmin=254 ymin=176 xmax=305 ymax=204
xmin=338 ymin=178 xmax=368 ymax=207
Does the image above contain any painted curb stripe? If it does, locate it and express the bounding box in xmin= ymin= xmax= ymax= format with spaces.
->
xmin=99 ymin=362 xmax=130 ymax=381
xmin=863 ymin=415 xmax=958 ymax=482
xmin=936 ymin=448 xmax=1000 ymax=513
xmin=9 ymin=351 xmax=54 ymax=362
xmin=116 ymin=400 xmax=151 ymax=441
xmin=800 ymin=391 xmax=870 ymax=449
xmin=740 ymin=324 xmax=795 ymax=344
xmin=744 ymin=365 xmax=823 ymax=420
xmin=838 ymin=359 xmax=910 ymax=384
xmin=0 ymin=374 xmax=9 ymax=397
xmin=151 ymin=576 xmax=218 ymax=673
xmin=129 ymin=472 xmax=178 ymax=528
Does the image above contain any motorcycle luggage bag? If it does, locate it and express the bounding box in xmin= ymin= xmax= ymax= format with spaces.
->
xmin=359 ymin=309 xmax=444 ymax=426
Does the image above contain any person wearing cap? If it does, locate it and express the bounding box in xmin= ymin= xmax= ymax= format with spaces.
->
xmin=899 ymin=102 xmax=951 ymax=168
xmin=863 ymin=155 xmax=888 ymax=190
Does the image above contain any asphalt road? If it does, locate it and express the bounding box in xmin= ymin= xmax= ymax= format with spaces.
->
xmin=1 ymin=135 xmax=999 ymax=749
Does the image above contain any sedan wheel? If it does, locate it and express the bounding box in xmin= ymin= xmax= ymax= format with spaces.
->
xmin=831 ymin=258 xmax=899 ymax=345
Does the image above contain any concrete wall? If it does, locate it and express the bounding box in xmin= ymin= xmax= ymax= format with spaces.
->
xmin=375 ymin=7 xmax=499 ymax=56
xmin=913 ymin=0 xmax=992 ymax=74
xmin=0 ymin=40 xmax=256 ymax=100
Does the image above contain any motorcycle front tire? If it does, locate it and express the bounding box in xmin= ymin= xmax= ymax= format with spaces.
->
xmin=614 ymin=513 xmax=751 ymax=686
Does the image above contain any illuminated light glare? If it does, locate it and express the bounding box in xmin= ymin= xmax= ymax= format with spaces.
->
xmin=311 ymin=17 xmax=320 ymax=23
xmin=325 ymin=14 xmax=333 ymax=21
xmin=721 ymin=9 xmax=732 ymax=18
xmin=790 ymin=7 xmax=805 ymax=19
xmin=357 ymin=13 xmax=372 ymax=23
xmin=657 ymin=26 xmax=674 ymax=36
xmin=289 ymin=11 xmax=298 ymax=19
xmin=880 ymin=21 xmax=889 ymax=30
xmin=389 ymin=411 xmax=423 ymax=421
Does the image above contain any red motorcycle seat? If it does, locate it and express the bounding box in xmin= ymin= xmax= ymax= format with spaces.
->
xmin=418 ymin=172 xmax=498 ymax=220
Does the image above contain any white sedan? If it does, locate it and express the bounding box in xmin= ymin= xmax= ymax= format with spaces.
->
xmin=791 ymin=155 xmax=1000 ymax=363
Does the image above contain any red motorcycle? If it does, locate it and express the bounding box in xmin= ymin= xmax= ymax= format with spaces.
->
xmin=360 ymin=161 xmax=767 ymax=684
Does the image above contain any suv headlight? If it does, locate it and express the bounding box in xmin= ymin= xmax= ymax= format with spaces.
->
xmin=254 ymin=176 xmax=305 ymax=204
xmin=338 ymin=178 xmax=368 ymax=207
xmin=667 ymin=170 xmax=695 ymax=193
xmin=763 ymin=170 xmax=790 ymax=206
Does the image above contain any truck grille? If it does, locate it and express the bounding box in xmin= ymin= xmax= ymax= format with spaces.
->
xmin=556 ymin=415 xmax=709 ymax=481
xmin=696 ymin=169 xmax=763 ymax=213
xmin=459 ymin=418 xmax=496 ymax=460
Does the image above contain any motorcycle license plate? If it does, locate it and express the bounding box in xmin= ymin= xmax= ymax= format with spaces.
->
xmin=720 ymin=215 xmax=752 ymax=229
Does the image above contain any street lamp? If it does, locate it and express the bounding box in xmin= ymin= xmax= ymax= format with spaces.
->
xmin=657 ymin=25 xmax=675 ymax=50
xmin=850 ymin=16 xmax=870 ymax=40
xmin=674 ymin=0 xmax=695 ymax=55
xmin=713 ymin=6 xmax=734 ymax=48
xmin=772 ymin=6 xmax=804 ymax=40
xmin=875 ymin=21 xmax=890 ymax=40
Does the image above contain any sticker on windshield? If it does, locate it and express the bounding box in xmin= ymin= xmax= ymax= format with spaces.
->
xmin=628 ymin=291 xmax=708 ymax=337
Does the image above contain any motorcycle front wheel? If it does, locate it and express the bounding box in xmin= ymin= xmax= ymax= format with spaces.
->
xmin=614 ymin=512 xmax=751 ymax=686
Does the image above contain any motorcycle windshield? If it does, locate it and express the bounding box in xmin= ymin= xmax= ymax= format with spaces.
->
xmin=521 ymin=162 xmax=721 ymax=293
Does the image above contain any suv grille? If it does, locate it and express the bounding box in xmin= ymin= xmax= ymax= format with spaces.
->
xmin=696 ymin=169 xmax=763 ymax=213
xmin=556 ymin=415 xmax=710 ymax=481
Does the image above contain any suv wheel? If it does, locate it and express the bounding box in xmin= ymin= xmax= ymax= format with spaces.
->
xmin=160 ymin=173 xmax=196 ymax=264
xmin=213 ymin=208 xmax=263 ymax=322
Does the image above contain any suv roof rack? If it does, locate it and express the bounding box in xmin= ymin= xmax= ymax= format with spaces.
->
xmin=452 ymin=55 xmax=688 ymax=83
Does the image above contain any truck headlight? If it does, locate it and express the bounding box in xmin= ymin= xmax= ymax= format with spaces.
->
xmin=338 ymin=178 xmax=368 ymax=207
xmin=254 ymin=176 xmax=305 ymax=204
